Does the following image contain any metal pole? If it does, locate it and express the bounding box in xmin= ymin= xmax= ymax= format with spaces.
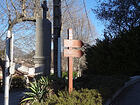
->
xmin=57 ymin=37 xmax=61 ymax=78
xmin=4 ymin=30 xmax=11 ymax=105
xmin=10 ymin=34 xmax=13 ymax=67
xmin=68 ymin=29 xmax=73 ymax=93
xmin=9 ymin=34 xmax=14 ymax=75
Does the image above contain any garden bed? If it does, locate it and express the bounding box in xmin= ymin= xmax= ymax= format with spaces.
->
xmin=21 ymin=75 xmax=129 ymax=105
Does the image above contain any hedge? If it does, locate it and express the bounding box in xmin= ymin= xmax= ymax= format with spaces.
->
xmin=85 ymin=26 xmax=140 ymax=76
xmin=33 ymin=89 xmax=102 ymax=105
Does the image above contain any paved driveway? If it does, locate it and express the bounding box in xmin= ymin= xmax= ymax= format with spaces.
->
xmin=0 ymin=89 xmax=25 ymax=105
xmin=111 ymin=82 xmax=140 ymax=105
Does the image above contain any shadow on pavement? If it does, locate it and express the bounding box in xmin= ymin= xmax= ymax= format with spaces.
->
xmin=0 ymin=89 xmax=25 ymax=105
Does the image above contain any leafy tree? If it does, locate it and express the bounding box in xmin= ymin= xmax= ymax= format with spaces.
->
xmin=85 ymin=26 xmax=140 ymax=76
xmin=93 ymin=0 xmax=140 ymax=34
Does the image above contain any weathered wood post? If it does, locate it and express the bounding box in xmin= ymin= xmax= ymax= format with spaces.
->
xmin=68 ymin=29 xmax=73 ymax=93
xmin=64 ymin=29 xmax=83 ymax=93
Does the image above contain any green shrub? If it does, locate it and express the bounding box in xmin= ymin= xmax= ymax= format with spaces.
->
xmin=21 ymin=76 xmax=53 ymax=104
xmin=62 ymin=71 xmax=77 ymax=79
xmin=48 ymin=75 xmax=67 ymax=93
xmin=33 ymin=89 xmax=102 ymax=105
xmin=74 ymin=75 xmax=129 ymax=103
xmin=11 ymin=76 xmax=26 ymax=89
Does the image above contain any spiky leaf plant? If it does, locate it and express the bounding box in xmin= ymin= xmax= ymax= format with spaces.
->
xmin=21 ymin=76 xmax=53 ymax=105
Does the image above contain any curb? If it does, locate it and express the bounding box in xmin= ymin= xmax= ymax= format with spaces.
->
xmin=104 ymin=76 xmax=140 ymax=105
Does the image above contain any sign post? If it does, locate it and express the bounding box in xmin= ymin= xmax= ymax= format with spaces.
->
xmin=64 ymin=29 xmax=83 ymax=93
xmin=68 ymin=29 xmax=73 ymax=93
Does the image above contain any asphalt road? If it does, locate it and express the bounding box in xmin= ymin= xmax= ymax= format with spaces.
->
xmin=0 ymin=89 xmax=25 ymax=105
xmin=111 ymin=82 xmax=140 ymax=105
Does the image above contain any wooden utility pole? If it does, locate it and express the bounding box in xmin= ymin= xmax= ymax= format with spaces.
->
xmin=53 ymin=0 xmax=61 ymax=76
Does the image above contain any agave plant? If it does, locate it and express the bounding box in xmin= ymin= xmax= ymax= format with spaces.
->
xmin=21 ymin=76 xmax=53 ymax=104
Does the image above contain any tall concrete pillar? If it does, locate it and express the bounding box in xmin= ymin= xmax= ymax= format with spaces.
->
xmin=34 ymin=1 xmax=52 ymax=76
xmin=34 ymin=18 xmax=51 ymax=76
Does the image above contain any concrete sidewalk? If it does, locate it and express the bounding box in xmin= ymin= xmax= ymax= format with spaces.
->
xmin=0 ymin=89 xmax=24 ymax=105
xmin=111 ymin=81 xmax=140 ymax=105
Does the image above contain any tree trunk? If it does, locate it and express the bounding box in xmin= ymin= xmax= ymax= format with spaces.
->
xmin=53 ymin=0 xmax=61 ymax=76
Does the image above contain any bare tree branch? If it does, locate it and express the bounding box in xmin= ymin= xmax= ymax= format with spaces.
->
xmin=10 ymin=0 xmax=18 ymax=16
xmin=6 ymin=0 xmax=11 ymax=25
xmin=21 ymin=0 xmax=27 ymax=17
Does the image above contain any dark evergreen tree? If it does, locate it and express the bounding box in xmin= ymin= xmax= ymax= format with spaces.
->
xmin=93 ymin=0 xmax=140 ymax=34
xmin=85 ymin=26 xmax=140 ymax=76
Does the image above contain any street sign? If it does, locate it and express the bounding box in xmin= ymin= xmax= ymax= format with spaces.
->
xmin=64 ymin=28 xmax=84 ymax=94
xmin=64 ymin=39 xmax=83 ymax=48
xmin=64 ymin=49 xmax=83 ymax=57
